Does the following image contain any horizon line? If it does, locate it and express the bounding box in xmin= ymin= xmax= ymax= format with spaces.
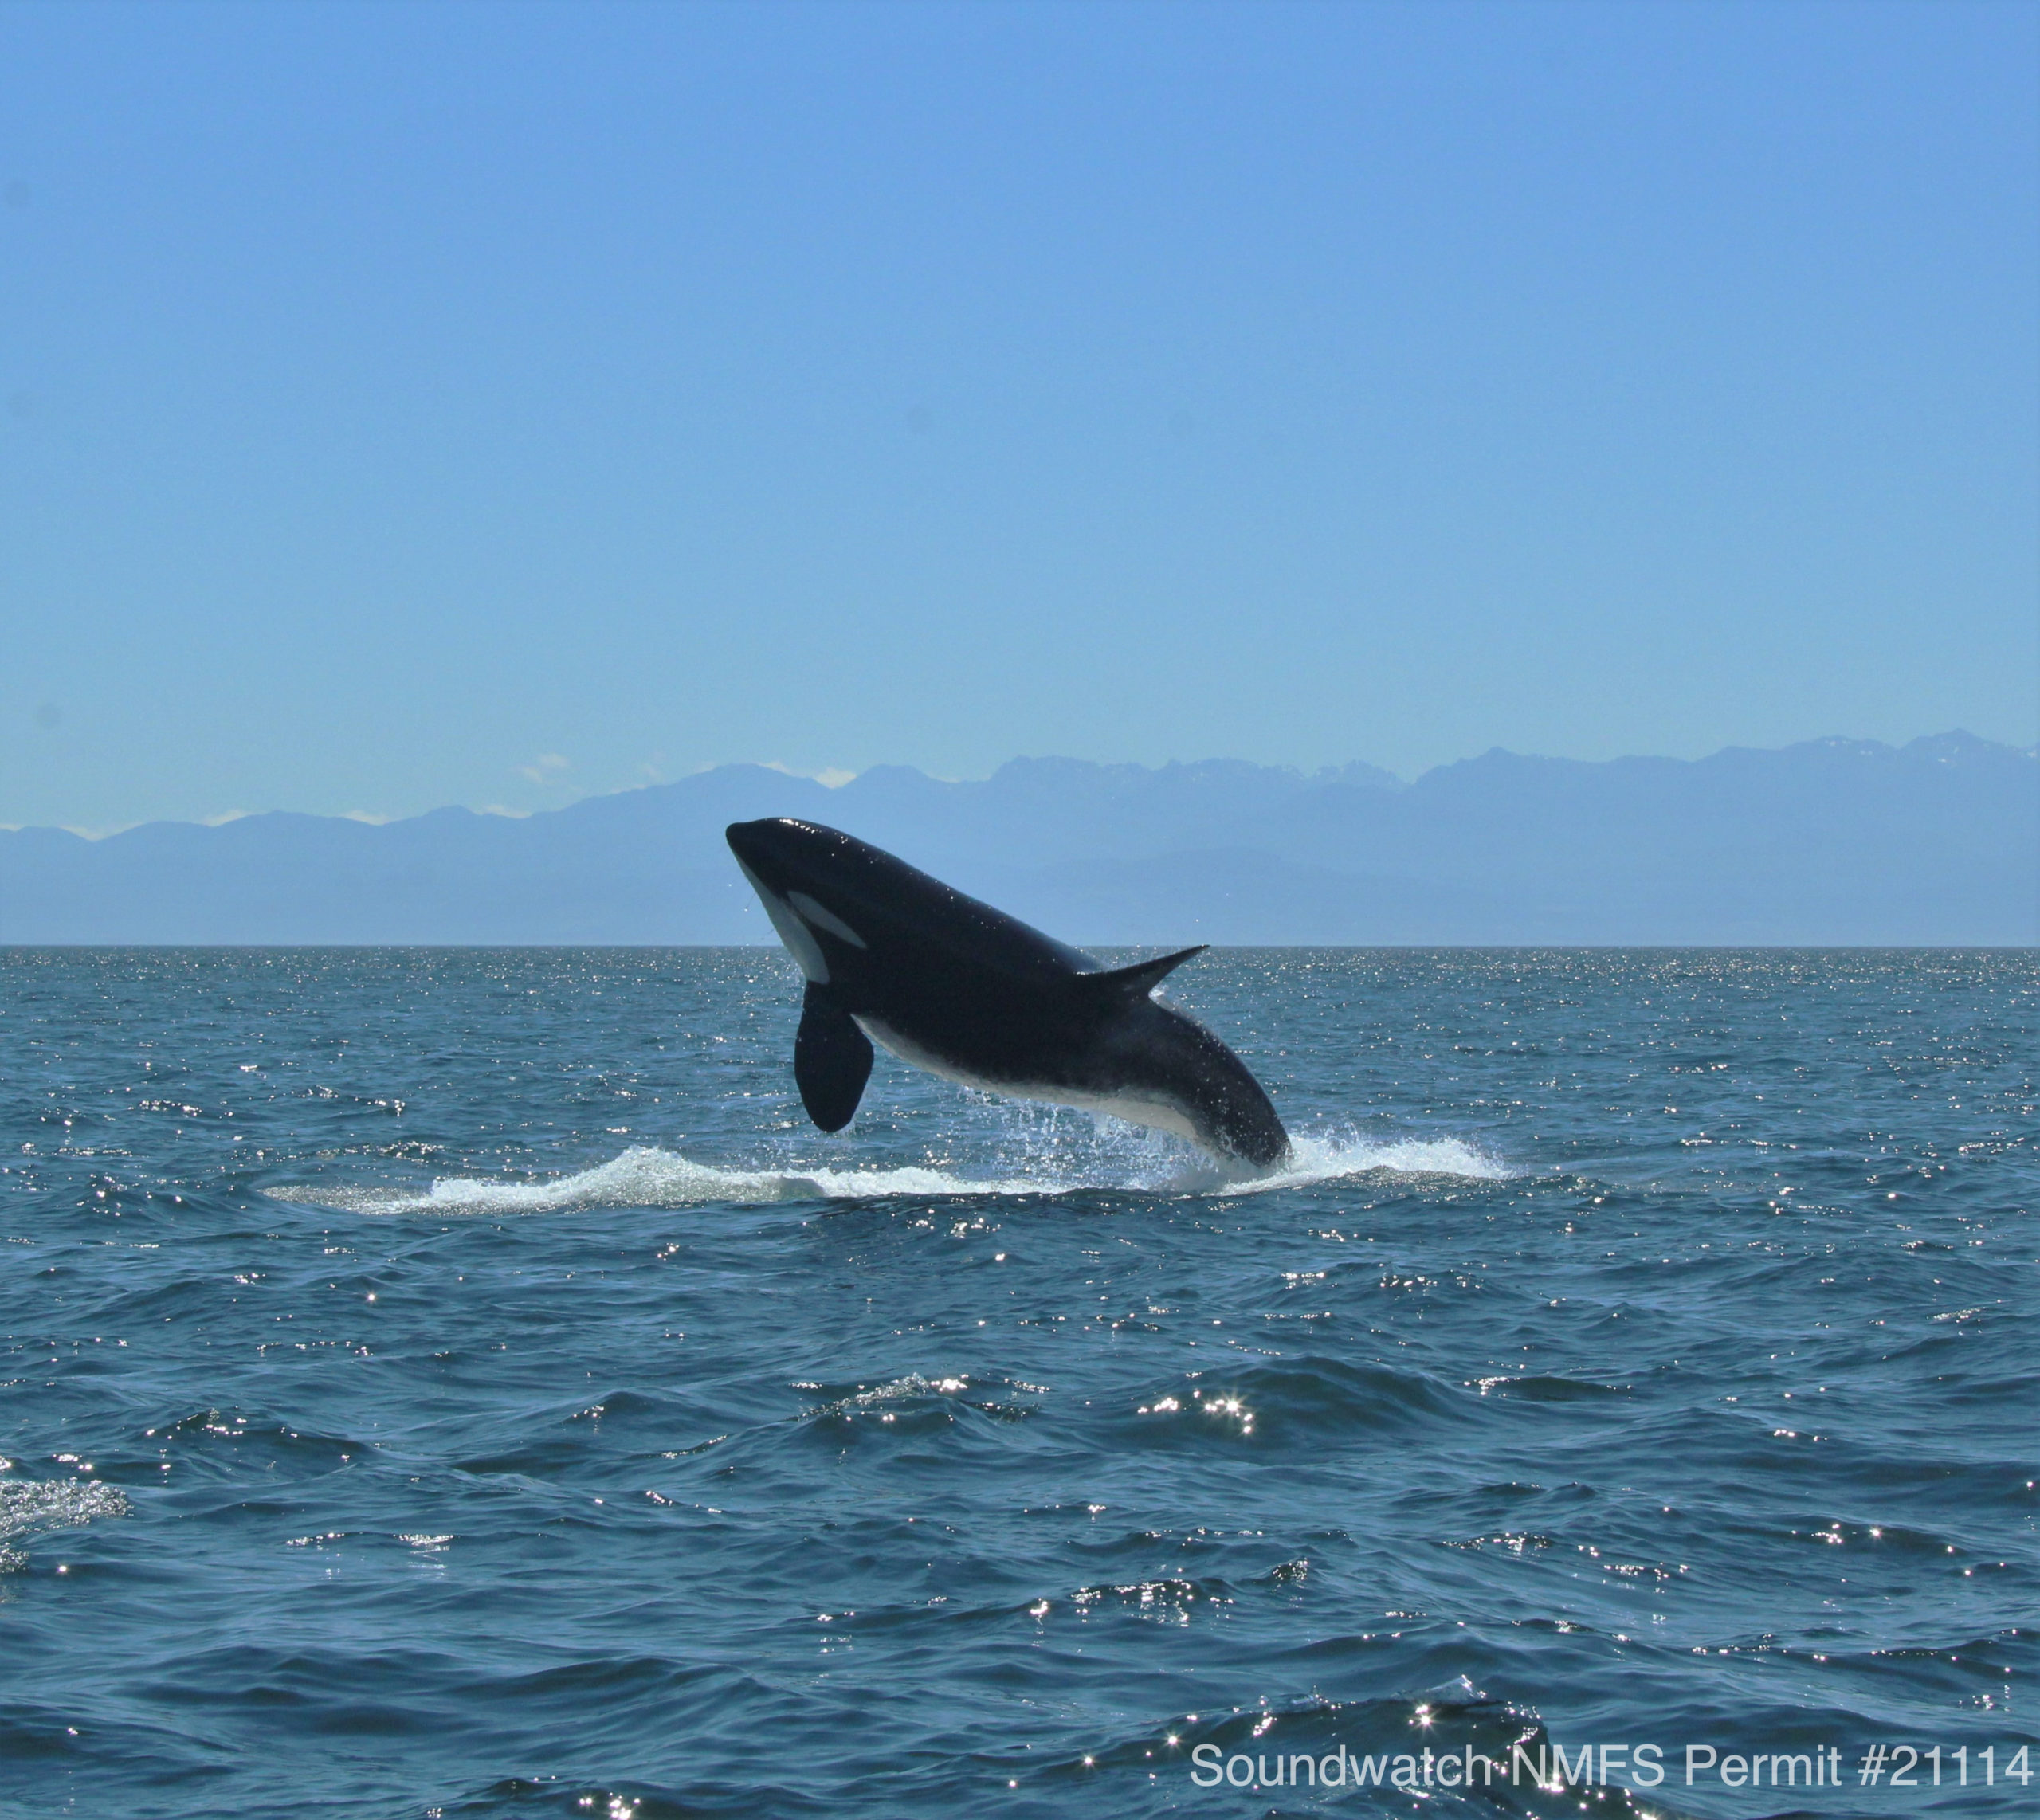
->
xmin=8 ymin=727 xmax=2033 ymax=843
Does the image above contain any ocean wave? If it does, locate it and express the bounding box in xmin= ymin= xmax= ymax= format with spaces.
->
xmin=265 ymin=1126 xmax=1514 ymax=1215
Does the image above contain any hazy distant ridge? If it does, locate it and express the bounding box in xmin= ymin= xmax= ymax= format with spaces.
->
xmin=4 ymin=735 xmax=2032 ymax=944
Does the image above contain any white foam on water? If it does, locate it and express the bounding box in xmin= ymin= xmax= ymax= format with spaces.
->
xmin=0 ymin=1477 xmax=132 ymax=1571
xmin=1237 ymin=1128 xmax=1519 ymax=1194
xmin=812 ymin=1373 xmax=973 ymax=1414
xmin=267 ymin=1125 xmax=1515 ymax=1216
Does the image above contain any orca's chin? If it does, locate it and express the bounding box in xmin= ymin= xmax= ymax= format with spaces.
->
xmin=729 ymin=855 xmax=830 ymax=983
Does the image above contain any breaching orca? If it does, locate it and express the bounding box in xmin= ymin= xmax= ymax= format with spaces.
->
xmin=725 ymin=818 xmax=1290 ymax=1169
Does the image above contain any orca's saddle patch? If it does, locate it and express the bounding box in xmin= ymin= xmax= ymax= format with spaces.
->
xmin=794 ymin=983 xmax=873 ymax=1131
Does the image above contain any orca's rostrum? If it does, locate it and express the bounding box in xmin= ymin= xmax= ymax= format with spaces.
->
xmin=726 ymin=818 xmax=1291 ymax=1169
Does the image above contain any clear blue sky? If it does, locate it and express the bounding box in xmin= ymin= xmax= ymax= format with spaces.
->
xmin=3 ymin=0 xmax=2034 ymax=830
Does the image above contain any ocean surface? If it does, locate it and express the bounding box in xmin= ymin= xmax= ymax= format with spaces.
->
xmin=2 ymin=947 xmax=2034 ymax=1819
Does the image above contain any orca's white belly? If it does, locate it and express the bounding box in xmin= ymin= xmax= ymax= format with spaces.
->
xmin=855 ymin=1016 xmax=1202 ymax=1146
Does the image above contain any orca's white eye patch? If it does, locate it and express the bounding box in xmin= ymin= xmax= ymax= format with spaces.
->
xmin=788 ymin=891 xmax=868 ymax=949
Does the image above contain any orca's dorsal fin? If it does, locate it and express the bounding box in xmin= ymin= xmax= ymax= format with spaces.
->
xmin=1077 ymin=944 xmax=1209 ymax=1001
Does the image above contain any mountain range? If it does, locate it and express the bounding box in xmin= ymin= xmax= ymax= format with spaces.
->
xmin=3 ymin=734 xmax=2033 ymax=945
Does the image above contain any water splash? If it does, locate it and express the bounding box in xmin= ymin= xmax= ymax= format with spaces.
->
xmin=269 ymin=1124 xmax=1513 ymax=1215
xmin=0 ymin=1477 xmax=132 ymax=1571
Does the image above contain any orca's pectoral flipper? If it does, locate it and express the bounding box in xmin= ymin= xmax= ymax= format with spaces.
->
xmin=1077 ymin=945 xmax=1210 ymax=1001
xmin=794 ymin=983 xmax=874 ymax=1132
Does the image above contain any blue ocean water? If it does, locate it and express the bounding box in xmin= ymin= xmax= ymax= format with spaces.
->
xmin=2 ymin=947 xmax=2034 ymax=1819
